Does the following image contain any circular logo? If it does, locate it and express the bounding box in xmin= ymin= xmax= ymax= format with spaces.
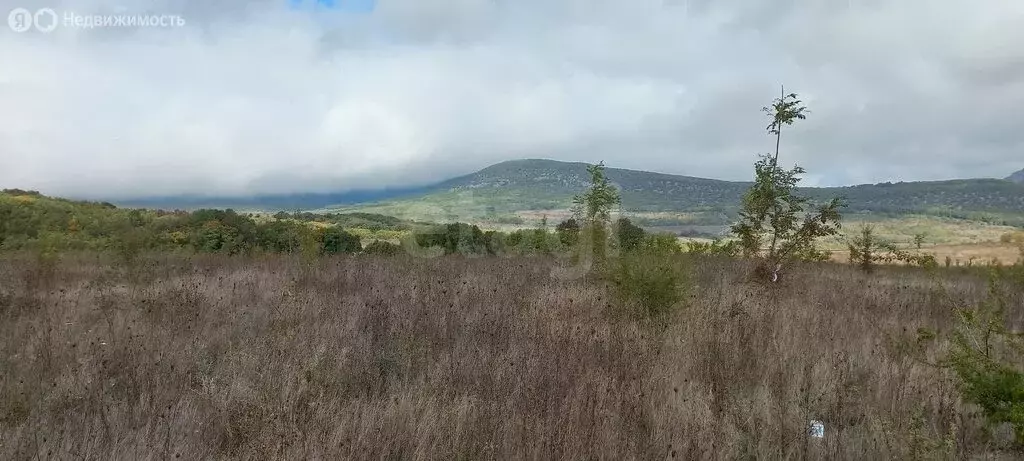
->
xmin=7 ymin=8 xmax=32 ymax=33
xmin=33 ymin=8 xmax=58 ymax=33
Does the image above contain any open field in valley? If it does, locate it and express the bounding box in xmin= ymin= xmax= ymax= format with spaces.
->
xmin=1 ymin=254 xmax=1022 ymax=459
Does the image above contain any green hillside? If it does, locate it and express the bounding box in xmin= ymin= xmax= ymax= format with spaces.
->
xmin=0 ymin=189 xmax=423 ymax=253
xmin=322 ymin=159 xmax=1024 ymax=227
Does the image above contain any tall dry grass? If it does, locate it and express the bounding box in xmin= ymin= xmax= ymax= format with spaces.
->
xmin=0 ymin=253 xmax=1021 ymax=460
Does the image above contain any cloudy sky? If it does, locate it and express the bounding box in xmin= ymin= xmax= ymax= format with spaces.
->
xmin=1 ymin=0 xmax=1022 ymax=199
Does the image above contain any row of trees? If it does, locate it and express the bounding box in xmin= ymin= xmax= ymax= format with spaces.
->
xmin=0 ymin=197 xmax=367 ymax=257
xmin=1 ymin=186 xmax=685 ymax=262
xmin=405 ymin=215 xmax=661 ymax=258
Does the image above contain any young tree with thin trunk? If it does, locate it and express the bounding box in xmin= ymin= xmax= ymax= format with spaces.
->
xmin=763 ymin=86 xmax=808 ymax=166
xmin=571 ymin=161 xmax=621 ymax=265
xmin=732 ymin=86 xmax=845 ymax=281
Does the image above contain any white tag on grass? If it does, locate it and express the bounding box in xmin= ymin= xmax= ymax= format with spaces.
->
xmin=809 ymin=420 xmax=825 ymax=438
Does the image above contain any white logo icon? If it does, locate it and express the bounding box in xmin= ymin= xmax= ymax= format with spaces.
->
xmin=8 ymin=7 xmax=58 ymax=32
xmin=7 ymin=7 xmax=32 ymax=32
xmin=33 ymin=8 xmax=57 ymax=32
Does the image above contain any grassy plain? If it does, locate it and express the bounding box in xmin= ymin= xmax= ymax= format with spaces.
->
xmin=2 ymin=254 xmax=1022 ymax=459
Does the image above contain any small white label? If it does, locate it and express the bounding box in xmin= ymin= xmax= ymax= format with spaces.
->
xmin=809 ymin=420 xmax=825 ymax=438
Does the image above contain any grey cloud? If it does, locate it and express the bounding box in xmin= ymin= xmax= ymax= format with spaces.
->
xmin=0 ymin=0 xmax=1021 ymax=199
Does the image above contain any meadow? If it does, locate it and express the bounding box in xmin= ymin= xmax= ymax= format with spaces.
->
xmin=2 ymin=253 xmax=1022 ymax=460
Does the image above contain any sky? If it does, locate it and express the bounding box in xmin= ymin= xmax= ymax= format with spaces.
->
xmin=1 ymin=0 xmax=1022 ymax=199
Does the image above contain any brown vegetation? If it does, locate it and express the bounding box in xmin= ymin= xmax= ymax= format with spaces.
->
xmin=830 ymin=243 xmax=1023 ymax=267
xmin=1 ymin=254 xmax=1022 ymax=459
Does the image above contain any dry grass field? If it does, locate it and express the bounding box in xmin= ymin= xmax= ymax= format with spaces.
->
xmin=829 ymin=243 xmax=1024 ymax=267
xmin=1 ymin=254 xmax=1022 ymax=460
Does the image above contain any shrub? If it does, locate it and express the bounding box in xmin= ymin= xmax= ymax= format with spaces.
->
xmin=607 ymin=250 xmax=690 ymax=321
xmin=685 ymin=239 xmax=740 ymax=257
xmin=615 ymin=218 xmax=645 ymax=253
xmin=363 ymin=240 xmax=403 ymax=256
xmin=848 ymin=224 xmax=881 ymax=273
xmin=321 ymin=227 xmax=362 ymax=254
xmin=947 ymin=277 xmax=1024 ymax=446
xmin=848 ymin=224 xmax=937 ymax=273
xmin=192 ymin=220 xmax=242 ymax=254
xmin=914 ymin=272 xmax=1024 ymax=446
xmin=115 ymin=227 xmax=149 ymax=266
xmin=555 ymin=218 xmax=581 ymax=248
xmin=415 ymin=223 xmax=492 ymax=255
xmin=640 ymin=232 xmax=682 ymax=255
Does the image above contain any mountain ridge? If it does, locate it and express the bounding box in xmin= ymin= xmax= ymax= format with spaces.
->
xmin=46 ymin=159 xmax=1024 ymax=222
xmin=323 ymin=159 xmax=1024 ymax=227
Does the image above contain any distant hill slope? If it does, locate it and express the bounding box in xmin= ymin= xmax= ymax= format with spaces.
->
xmin=1008 ymin=168 xmax=1024 ymax=184
xmin=325 ymin=159 xmax=1024 ymax=226
xmin=436 ymin=159 xmax=750 ymax=212
xmin=115 ymin=184 xmax=434 ymax=211
xmin=0 ymin=188 xmax=426 ymax=251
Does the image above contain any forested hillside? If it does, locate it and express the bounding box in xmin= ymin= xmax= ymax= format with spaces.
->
xmin=326 ymin=159 xmax=1024 ymax=226
xmin=0 ymin=189 xmax=413 ymax=254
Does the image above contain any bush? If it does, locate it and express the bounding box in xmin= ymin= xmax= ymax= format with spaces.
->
xmin=914 ymin=272 xmax=1024 ymax=447
xmin=640 ymin=233 xmax=682 ymax=255
xmin=684 ymin=239 xmax=740 ymax=257
xmin=947 ymin=277 xmax=1024 ymax=446
xmin=555 ymin=218 xmax=580 ymax=248
xmin=848 ymin=224 xmax=881 ymax=273
xmin=415 ymin=223 xmax=493 ymax=255
xmin=607 ymin=250 xmax=690 ymax=321
xmin=363 ymin=240 xmax=403 ymax=256
xmin=615 ymin=218 xmax=645 ymax=253
xmin=848 ymin=225 xmax=938 ymax=273
xmin=321 ymin=227 xmax=361 ymax=254
xmin=503 ymin=228 xmax=557 ymax=256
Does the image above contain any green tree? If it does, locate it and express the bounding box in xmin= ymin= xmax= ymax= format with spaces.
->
xmin=913 ymin=274 xmax=1024 ymax=446
xmin=848 ymin=224 xmax=881 ymax=273
xmin=255 ymin=220 xmax=305 ymax=253
xmin=641 ymin=232 xmax=683 ymax=255
xmin=615 ymin=217 xmax=645 ymax=253
xmin=363 ymin=240 xmax=404 ymax=256
xmin=572 ymin=162 xmax=621 ymax=264
xmin=192 ymin=220 xmax=238 ymax=253
xmin=731 ymin=88 xmax=845 ymax=279
xmin=321 ymin=227 xmax=361 ymax=254
xmin=848 ymin=224 xmax=937 ymax=272
xmin=572 ymin=161 xmax=620 ymax=227
xmin=555 ymin=218 xmax=581 ymax=247
xmin=414 ymin=223 xmax=491 ymax=255
xmin=913 ymin=232 xmax=926 ymax=250
xmin=763 ymin=86 xmax=808 ymax=164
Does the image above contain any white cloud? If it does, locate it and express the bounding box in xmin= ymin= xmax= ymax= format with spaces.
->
xmin=1 ymin=0 xmax=1022 ymax=198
